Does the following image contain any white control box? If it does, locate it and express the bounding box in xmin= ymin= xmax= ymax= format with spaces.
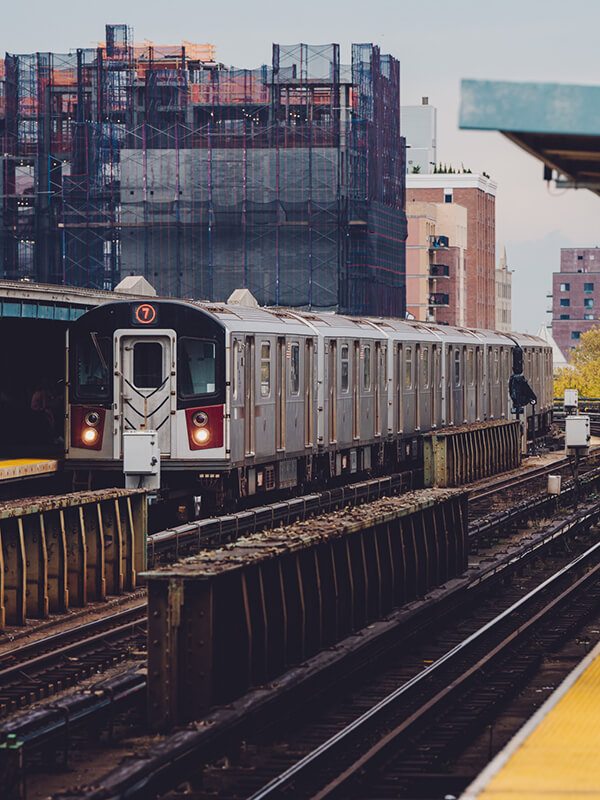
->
xmin=565 ymin=415 xmax=590 ymax=449
xmin=564 ymin=389 xmax=579 ymax=409
xmin=123 ymin=430 xmax=160 ymax=488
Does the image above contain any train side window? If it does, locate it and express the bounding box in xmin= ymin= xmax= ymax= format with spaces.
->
xmin=405 ymin=347 xmax=412 ymax=389
xmin=494 ymin=348 xmax=499 ymax=383
xmin=260 ymin=342 xmax=271 ymax=398
xmin=341 ymin=344 xmax=350 ymax=392
xmin=467 ymin=348 xmax=474 ymax=386
xmin=290 ymin=342 xmax=300 ymax=395
xmin=363 ymin=344 xmax=371 ymax=391
xmin=133 ymin=341 xmax=163 ymax=389
xmin=422 ymin=347 xmax=430 ymax=389
xmin=454 ymin=349 xmax=461 ymax=386
xmin=179 ymin=338 xmax=216 ymax=397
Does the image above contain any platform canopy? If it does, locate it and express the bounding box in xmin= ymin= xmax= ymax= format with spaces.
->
xmin=460 ymin=79 xmax=600 ymax=194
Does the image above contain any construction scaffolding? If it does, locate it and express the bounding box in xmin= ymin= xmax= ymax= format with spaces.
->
xmin=0 ymin=26 xmax=406 ymax=316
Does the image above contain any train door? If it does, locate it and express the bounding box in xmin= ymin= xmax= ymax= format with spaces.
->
xmin=396 ymin=343 xmax=403 ymax=433
xmin=447 ymin=346 xmax=454 ymax=425
xmin=244 ymin=336 xmax=255 ymax=456
xmin=375 ymin=341 xmax=383 ymax=436
xmin=116 ymin=332 xmax=176 ymax=457
xmin=475 ymin=346 xmax=482 ymax=420
xmin=304 ymin=338 xmax=314 ymax=447
xmin=415 ymin=343 xmax=421 ymax=430
xmin=353 ymin=340 xmax=360 ymax=440
xmin=488 ymin=348 xmax=493 ymax=419
xmin=328 ymin=340 xmax=337 ymax=443
xmin=432 ymin=344 xmax=439 ymax=428
xmin=276 ymin=337 xmax=286 ymax=451
xmin=463 ymin=346 xmax=468 ymax=423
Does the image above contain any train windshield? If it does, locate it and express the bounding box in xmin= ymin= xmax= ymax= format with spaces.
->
xmin=76 ymin=333 xmax=111 ymax=400
xmin=178 ymin=337 xmax=216 ymax=398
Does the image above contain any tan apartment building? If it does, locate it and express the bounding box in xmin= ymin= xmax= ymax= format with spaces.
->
xmin=405 ymin=200 xmax=467 ymax=325
xmin=406 ymin=173 xmax=497 ymax=329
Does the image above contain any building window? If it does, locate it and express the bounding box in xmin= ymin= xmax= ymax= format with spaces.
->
xmin=571 ymin=331 xmax=581 ymax=340
xmin=591 ymin=255 xmax=596 ymax=260
xmin=584 ymin=313 xmax=594 ymax=320
xmin=585 ymin=282 xmax=594 ymax=292
xmin=560 ymin=314 xmax=570 ymax=320
xmin=560 ymin=283 xmax=570 ymax=291
xmin=560 ymin=298 xmax=570 ymax=307
xmin=578 ymin=255 xmax=584 ymax=260
xmin=585 ymin=298 xmax=594 ymax=308
xmin=444 ymin=193 xmax=452 ymax=203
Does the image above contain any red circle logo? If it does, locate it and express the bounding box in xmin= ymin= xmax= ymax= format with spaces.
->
xmin=135 ymin=303 xmax=157 ymax=324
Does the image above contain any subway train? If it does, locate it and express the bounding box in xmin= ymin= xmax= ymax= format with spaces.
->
xmin=65 ymin=298 xmax=553 ymax=507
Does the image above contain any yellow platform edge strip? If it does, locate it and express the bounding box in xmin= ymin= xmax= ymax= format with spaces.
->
xmin=461 ymin=640 xmax=600 ymax=799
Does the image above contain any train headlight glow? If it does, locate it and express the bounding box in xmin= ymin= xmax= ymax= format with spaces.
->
xmin=82 ymin=427 xmax=99 ymax=445
xmin=192 ymin=427 xmax=210 ymax=445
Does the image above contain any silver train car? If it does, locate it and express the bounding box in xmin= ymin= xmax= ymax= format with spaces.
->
xmin=65 ymin=298 xmax=553 ymax=507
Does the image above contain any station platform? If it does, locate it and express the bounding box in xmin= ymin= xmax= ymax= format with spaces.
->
xmin=462 ymin=640 xmax=600 ymax=799
xmin=0 ymin=457 xmax=59 ymax=483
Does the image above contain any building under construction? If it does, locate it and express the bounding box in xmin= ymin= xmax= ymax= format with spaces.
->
xmin=0 ymin=25 xmax=406 ymax=316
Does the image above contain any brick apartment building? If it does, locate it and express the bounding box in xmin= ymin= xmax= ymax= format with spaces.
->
xmin=406 ymin=174 xmax=497 ymax=329
xmin=552 ymin=248 xmax=600 ymax=358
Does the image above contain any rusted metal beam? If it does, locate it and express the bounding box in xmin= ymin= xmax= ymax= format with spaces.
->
xmin=0 ymin=489 xmax=146 ymax=629
xmin=423 ymin=420 xmax=521 ymax=488
xmin=144 ymin=490 xmax=468 ymax=731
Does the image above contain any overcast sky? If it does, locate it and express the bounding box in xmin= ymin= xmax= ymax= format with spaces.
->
xmin=4 ymin=0 xmax=599 ymax=332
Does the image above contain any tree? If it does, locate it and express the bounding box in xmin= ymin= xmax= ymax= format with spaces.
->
xmin=554 ymin=327 xmax=600 ymax=397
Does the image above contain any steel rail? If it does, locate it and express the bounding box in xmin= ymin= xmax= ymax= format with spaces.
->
xmin=248 ymin=507 xmax=600 ymax=800
xmin=0 ymin=604 xmax=146 ymax=687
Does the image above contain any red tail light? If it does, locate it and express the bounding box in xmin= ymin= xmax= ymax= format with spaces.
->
xmin=71 ymin=406 xmax=106 ymax=451
xmin=185 ymin=405 xmax=224 ymax=450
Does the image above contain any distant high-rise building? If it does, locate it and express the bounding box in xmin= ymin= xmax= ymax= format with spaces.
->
xmin=401 ymin=97 xmax=437 ymax=175
xmin=495 ymin=245 xmax=512 ymax=331
xmin=551 ymin=248 xmax=600 ymax=359
xmin=406 ymin=173 xmax=497 ymax=329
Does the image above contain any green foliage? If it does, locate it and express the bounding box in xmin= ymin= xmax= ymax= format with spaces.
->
xmin=554 ymin=327 xmax=600 ymax=397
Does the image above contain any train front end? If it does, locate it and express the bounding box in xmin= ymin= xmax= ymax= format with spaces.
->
xmin=66 ymin=300 xmax=228 ymax=494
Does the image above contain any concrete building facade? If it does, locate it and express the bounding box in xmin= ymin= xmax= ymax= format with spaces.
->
xmin=495 ymin=245 xmax=512 ymax=332
xmin=406 ymin=173 xmax=497 ymax=330
xmin=551 ymin=248 xmax=600 ymax=358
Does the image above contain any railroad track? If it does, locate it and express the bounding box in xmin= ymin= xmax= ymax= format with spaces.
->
xmin=43 ymin=493 xmax=600 ymax=800
xmin=0 ymin=604 xmax=146 ymax=716
xmin=2 ymin=456 xmax=598 ymax=726
xmin=235 ymin=515 xmax=600 ymax=800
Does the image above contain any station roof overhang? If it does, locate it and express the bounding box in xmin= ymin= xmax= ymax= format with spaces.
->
xmin=460 ymin=79 xmax=600 ymax=195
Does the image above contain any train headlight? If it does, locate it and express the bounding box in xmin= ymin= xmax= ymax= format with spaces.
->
xmin=192 ymin=411 xmax=209 ymax=427
xmin=192 ymin=427 xmax=210 ymax=445
xmin=84 ymin=411 xmax=100 ymax=427
xmin=82 ymin=427 xmax=99 ymax=445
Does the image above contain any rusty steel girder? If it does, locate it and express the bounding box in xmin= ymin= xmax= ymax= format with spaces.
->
xmin=0 ymin=489 xmax=147 ymax=627
xmin=423 ymin=419 xmax=521 ymax=487
xmin=143 ymin=489 xmax=468 ymax=731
